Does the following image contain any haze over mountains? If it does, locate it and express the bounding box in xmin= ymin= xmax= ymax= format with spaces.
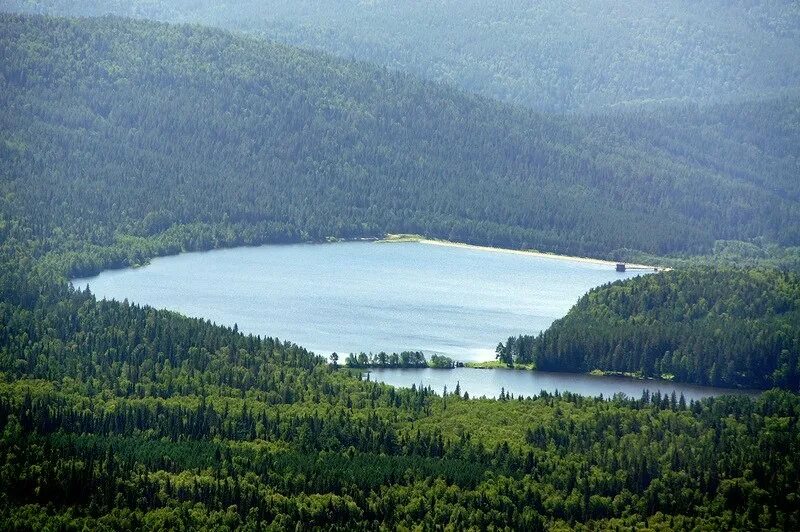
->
xmin=2 ymin=13 xmax=799 ymax=268
xmin=4 ymin=0 xmax=800 ymax=112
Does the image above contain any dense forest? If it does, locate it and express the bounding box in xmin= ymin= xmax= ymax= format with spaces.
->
xmin=497 ymin=269 xmax=800 ymax=391
xmin=2 ymin=13 xmax=799 ymax=276
xmin=5 ymin=0 xmax=800 ymax=111
xmin=0 ymin=275 xmax=798 ymax=528
xmin=0 ymin=11 xmax=799 ymax=530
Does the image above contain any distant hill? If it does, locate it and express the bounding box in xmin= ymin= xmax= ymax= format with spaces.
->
xmin=4 ymin=0 xmax=799 ymax=112
xmin=2 ymin=14 xmax=799 ymax=276
xmin=498 ymin=268 xmax=800 ymax=391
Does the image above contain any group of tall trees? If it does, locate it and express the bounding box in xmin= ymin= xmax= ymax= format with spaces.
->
xmin=342 ymin=351 xmax=457 ymax=369
xmin=343 ymin=351 xmax=429 ymax=369
xmin=497 ymin=268 xmax=800 ymax=391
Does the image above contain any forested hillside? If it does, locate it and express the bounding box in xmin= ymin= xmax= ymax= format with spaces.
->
xmin=2 ymin=13 xmax=799 ymax=276
xmin=0 ymin=12 xmax=798 ymax=530
xmin=498 ymin=269 xmax=800 ymax=391
xmin=0 ymin=271 xmax=798 ymax=528
xmin=580 ymin=96 xmax=800 ymax=209
xmin=4 ymin=0 xmax=799 ymax=111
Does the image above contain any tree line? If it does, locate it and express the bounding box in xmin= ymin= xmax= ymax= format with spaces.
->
xmin=341 ymin=351 xmax=457 ymax=369
xmin=497 ymin=268 xmax=800 ymax=391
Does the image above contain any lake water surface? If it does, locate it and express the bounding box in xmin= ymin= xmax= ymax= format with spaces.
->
xmin=366 ymin=367 xmax=757 ymax=402
xmin=73 ymin=241 xmax=639 ymax=361
xmin=73 ymin=241 xmax=755 ymax=399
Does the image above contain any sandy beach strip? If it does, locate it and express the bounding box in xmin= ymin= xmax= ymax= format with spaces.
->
xmin=415 ymin=239 xmax=659 ymax=270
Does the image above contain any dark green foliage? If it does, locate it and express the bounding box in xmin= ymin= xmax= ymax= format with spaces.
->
xmin=428 ymin=354 xmax=456 ymax=369
xmin=2 ymin=13 xmax=800 ymax=271
xmin=6 ymin=0 xmax=800 ymax=111
xmin=0 ymin=272 xmax=798 ymax=529
xmin=343 ymin=351 xmax=458 ymax=369
xmin=0 ymin=12 xmax=798 ymax=530
xmin=344 ymin=351 xmax=427 ymax=369
xmin=504 ymin=269 xmax=800 ymax=390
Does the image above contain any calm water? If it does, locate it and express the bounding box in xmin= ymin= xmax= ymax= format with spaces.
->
xmin=366 ymin=368 xmax=758 ymax=402
xmin=73 ymin=241 xmax=756 ymax=400
xmin=73 ymin=241 xmax=640 ymax=361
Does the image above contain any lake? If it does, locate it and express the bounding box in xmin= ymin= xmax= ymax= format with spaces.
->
xmin=73 ymin=240 xmax=755 ymax=399
xmin=365 ymin=367 xmax=757 ymax=402
xmin=73 ymin=240 xmax=640 ymax=361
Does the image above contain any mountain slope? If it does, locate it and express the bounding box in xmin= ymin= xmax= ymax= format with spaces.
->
xmin=581 ymin=96 xmax=800 ymax=205
xmin=2 ymin=13 xmax=799 ymax=275
xmin=498 ymin=268 xmax=800 ymax=390
xmin=4 ymin=0 xmax=799 ymax=111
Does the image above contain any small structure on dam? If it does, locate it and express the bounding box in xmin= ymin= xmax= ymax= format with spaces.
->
xmin=616 ymin=263 xmax=626 ymax=272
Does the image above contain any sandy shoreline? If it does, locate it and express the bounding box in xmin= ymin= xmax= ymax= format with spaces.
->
xmin=411 ymin=238 xmax=659 ymax=270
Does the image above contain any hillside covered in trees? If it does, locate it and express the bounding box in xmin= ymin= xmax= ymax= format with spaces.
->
xmin=2 ymin=13 xmax=799 ymax=276
xmin=5 ymin=0 xmax=800 ymax=111
xmin=497 ymin=269 xmax=800 ymax=391
xmin=0 ymin=11 xmax=798 ymax=530
xmin=0 ymin=275 xmax=797 ymax=529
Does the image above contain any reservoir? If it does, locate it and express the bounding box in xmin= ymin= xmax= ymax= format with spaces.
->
xmin=73 ymin=240 xmax=754 ymax=399
xmin=73 ymin=240 xmax=640 ymax=361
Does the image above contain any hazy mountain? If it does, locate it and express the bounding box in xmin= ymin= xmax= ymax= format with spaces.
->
xmin=2 ymin=14 xmax=798 ymax=267
xmin=4 ymin=0 xmax=799 ymax=111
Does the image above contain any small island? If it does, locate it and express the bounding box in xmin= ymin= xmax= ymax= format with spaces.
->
xmin=333 ymin=350 xmax=462 ymax=369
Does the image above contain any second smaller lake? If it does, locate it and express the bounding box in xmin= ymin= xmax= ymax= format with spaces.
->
xmin=366 ymin=367 xmax=759 ymax=402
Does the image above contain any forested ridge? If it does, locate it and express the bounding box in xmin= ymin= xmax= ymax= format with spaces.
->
xmin=2 ymin=13 xmax=799 ymax=275
xmin=0 ymin=12 xmax=799 ymax=530
xmin=498 ymin=269 xmax=800 ymax=391
xmin=5 ymin=0 xmax=799 ymax=112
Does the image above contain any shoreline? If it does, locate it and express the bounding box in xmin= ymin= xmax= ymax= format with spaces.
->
xmin=380 ymin=234 xmax=662 ymax=270
xmin=73 ymin=233 xmax=664 ymax=284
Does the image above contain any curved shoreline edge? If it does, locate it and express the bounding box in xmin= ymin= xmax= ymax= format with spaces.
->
xmin=379 ymin=234 xmax=662 ymax=270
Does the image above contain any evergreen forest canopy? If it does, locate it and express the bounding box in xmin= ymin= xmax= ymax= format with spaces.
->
xmin=2 ymin=13 xmax=799 ymax=276
xmin=0 ymin=11 xmax=798 ymax=531
xmin=496 ymin=268 xmax=800 ymax=391
xmin=4 ymin=0 xmax=800 ymax=112
xmin=0 ymin=280 xmax=797 ymax=529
